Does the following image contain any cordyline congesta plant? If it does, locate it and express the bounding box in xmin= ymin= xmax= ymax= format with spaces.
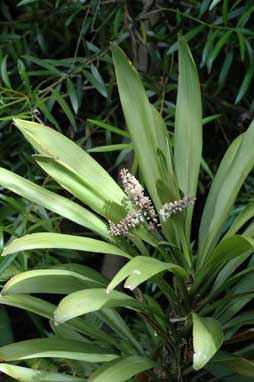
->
xmin=0 ymin=38 xmax=254 ymax=382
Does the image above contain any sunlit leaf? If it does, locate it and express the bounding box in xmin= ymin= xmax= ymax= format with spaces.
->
xmin=192 ymin=313 xmax=224 ymax=370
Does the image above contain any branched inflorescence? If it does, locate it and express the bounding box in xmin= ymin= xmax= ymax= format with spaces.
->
xmin=159 ymin=196 xmax=196 ymax=221
xmin=108 ymin=168 xmax=195 ymax=237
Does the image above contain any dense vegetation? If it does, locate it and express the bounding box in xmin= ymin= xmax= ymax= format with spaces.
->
xmin=1 ymin=1 xmax=254 ymax=381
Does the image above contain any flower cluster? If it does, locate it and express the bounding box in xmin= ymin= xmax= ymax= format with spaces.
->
xmin=108 ymin=168 xmax=158 ymax=237
xmin=108 ymin=210 xmax=145 ymax=237
xmin=159 ymin=195 xmax=196 ymax=221
xmin=108 ymin=168 xmax=196 ymax=237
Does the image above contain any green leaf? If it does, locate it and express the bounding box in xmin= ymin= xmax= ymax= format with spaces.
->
xmin=174 ymin=36 xmax=202 ymax=239
xmin=0 ymin=338 xmax=118 ymax=362
xmin=67 ymin=79 xmax=79 ymax=114
xmin=207 ymin=32 xmax=232 ymax=71
xmin=212 ymin=354 xmax=254 ymax=377
xmin=1 ymin=55 xmax=11 ymax=88
xmin=83 ymin=68 xmax=108 ymax=98
xmin=112 ymin=44 xmax=165 ymax=209
xmin=2 ymin=232 xmax=130 ymax=259
xmin=51 ymin=89 xmax=77 ymax=130
xmin=23 ymin=55 xmax=63 ymax=77
xmin=0 ymin=363 xmax=86 ymax=382
xmin=209 ymin=0 xmax=222 ymax=10
xmin=87 ymin=119 xmax=129 ymax=138
xmin=13 ymin=119 xmax=127 ymax=222
xmin=0 ymin=306 xmax=13 ymax=346
xmin=2 ymin=269 xmax=106 ymax=295
xmin=167 ymin=26 xmax=205 ymax=55
xmin=17 ymin=0 xmax=38 ymax=5
xmin=196 ymin=236 xmax=254 ymax=289
xmin=88 ymin=356 xmax=156 ymax=382
xmin=17 ymin=59 xmax=30 ymax=92
xmin=224 ymin=202 xmax=254 ymax=238
xmin=235 ymin=65 xmax=254 ymax=104
xmin=0 ymin=167 xmax=108 ymax=238
xmin=34 ymin=154 xmax=127 ymax=222
xmin=106 ymin=256 xmax=186 ymax=293
xmin=87 ymin=144 xmax=132 ymax=153
xmin=54 ymin=288 xmax=142 ymax=324
xmin=0 ymin=294 xmax=55 ymax=319
xmin=192 ymin=313 xmax=224 ymax=370
xmin=198 ymin=119 xmax=254 ymax=268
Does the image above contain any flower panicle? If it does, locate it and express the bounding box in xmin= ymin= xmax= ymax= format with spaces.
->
xmin=159 ymin=195 xmax=196 ymax=221
xmin=108 ymin=210 xmax=144 ymax=237
xmin=108 ymin=169 xmax=196 ymax=237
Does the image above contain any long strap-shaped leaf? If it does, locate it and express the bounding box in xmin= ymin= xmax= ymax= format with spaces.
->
xmin=0 ymin=337 xmax=118 ymax=362
xmin=198 ymin=119 xmax=254 ymax=269
xmin=112 ymin=45 xmax=166 ymax=210
xmin=192 ymin=313 xmax=224 ymax=370
xmin=106 ymin=256 xmax=186 ymax=293
xmin=1 ymin=269 xmax=106 ymax=295
xmin=34 ymin=154 xmax=128 ymax=222
xmin=0 ymin=363 xmax=86 ymax=382
xmin=54 ymin=288 xmax=143 ymax=324
xmin=0 ymin=294 xmax=119 ymax=346
xmin=13 ymin=119 xmax=126 ymax=219
xmin=1 ymin=232 xmax=130 ymax=258
xmin=193 ymin=235 xmax=254 ymax=292
xmin=88 ymin=356 xmax=156 ymax=382
xmin=174 ymin=36 xmax=202 ymax=240
xmin=0 ymin=167 xmax=108 ymax=238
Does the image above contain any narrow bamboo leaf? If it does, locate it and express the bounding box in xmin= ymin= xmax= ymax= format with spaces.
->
xmin=1 ymin=233 xmax=130 ymax=259
xmin=13 ymin=119 xmax=127 ymax=221
xmin=67 ymin=79 xmax=79 ymax=114
xmin=209 ymin=0 xmax=222 ymax=10
xmin=218 ymin=51 xmax=234 ymax=87
xmin=87 ymin=144 xmax=132 ymax=153
xmin=198 ymin=119 xmax=254 ymax=268
xmin=88 ymin=356 xmax=156 ymax=382
xmin=83 ymin=69 xmax=108 ymax=98
xmin=112 ymin=44 xmax=164 ymax=209
xmin=36 ymin=99 xmax=61 ymax=131
xmin=192 ymin=313 xmax=224 ymax=370
xmin=174 ymin=36 xmax=202 ymax=239
xmin=0 ymin=167 xmax=108 ymax=238
xmin=106 ymin=256 xmax=186 ymax=293
xmin=167 ymin=25 xmax=205 ymax=55
xmin=0 ymin=363 xmax=86 ymax=382
xmin=54 ymin=288 xmax=142 ymax=324
xmin=0 ymin=338 xmax=118 ymax=362
xmin=17 ymin=59 xmax=30 ymax=92
xmin=52 ymin=89 xmax=77 ymax=130
xmin=2 ymin=269 xmax=106 ymax=295
xmin=1 ymin=55 xmax=11 ymax=88
xmin=207 ymin=32 xmax=232 ymax=71
xmin=235 ymin=65 xmax=254 ymax=104
xmin=23 ymin=55 xmax=63 ymax=77
xmin=87 ymin=119 xmax=129 ymax=138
